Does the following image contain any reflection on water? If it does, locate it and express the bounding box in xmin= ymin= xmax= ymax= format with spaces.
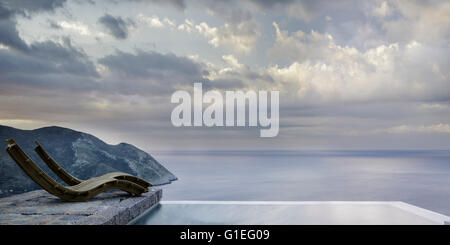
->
xmin=153 ymin=150 xmax=450 ymax=215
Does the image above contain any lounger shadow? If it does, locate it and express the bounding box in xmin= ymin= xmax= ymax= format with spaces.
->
xmin=6 ymin=139 xmax=152 ymax=202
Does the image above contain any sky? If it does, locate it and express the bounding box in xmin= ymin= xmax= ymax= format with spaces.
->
xmin=0 ymin=0 xmax=449 ymax=151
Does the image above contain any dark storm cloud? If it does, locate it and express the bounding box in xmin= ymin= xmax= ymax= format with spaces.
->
xmin=0 ymin=0 xmax=99 ymax=95
xmin=0 ymin=37 xmax=99 ymax=91
xmin=98 ymin=14 xmax=135 ymax=40
xmin=99 ymin=50 xmax=205 ymax=79
xmin=0 ymin=23 xmax=98 ymax=78
xmin=249 ymin=0 xmax=295 ymax=8
xmin=0 ymin=17 xmax=29 ymax=51
xmin=0 ymin=0 xmax=67 ymax=51
xmin=125 ymin=0 xmax=186 ymax=10
xmin=0 ymin=38 xmax=99 ymax=93
xmin=0 ymin=0 xmax=67 ymax=15
xmin=0 ymin=3 xmax=13 ymax=19
xmin=98 ymin=50 xmax=206 ymax=95
xmin=98 ymin=50 xmax=247 ymax=95
xmin=28 ymin=39 xmax=99 ymax=77
xmin=0 ymin=0 xmax=98 ymax=93
xmin=248 ymin=0 xmax=349 ymax=10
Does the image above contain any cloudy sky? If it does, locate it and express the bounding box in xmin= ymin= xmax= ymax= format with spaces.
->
xmin=0 ymin=0 xmax=449 ymax=151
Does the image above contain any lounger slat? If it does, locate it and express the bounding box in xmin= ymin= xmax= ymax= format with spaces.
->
xmin=34 ymin=141 xmax=83 ymax=186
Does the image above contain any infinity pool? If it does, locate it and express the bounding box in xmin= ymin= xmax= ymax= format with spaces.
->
xmin=132 ymin=201 xmax=450 ymax=225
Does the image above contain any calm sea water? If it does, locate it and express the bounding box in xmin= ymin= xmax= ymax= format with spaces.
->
xmin=152 ymin=150 xmax=450 ymax=215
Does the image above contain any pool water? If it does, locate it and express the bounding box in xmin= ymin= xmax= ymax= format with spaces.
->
xmin=133 ymin=201 xmax=450 ymax=225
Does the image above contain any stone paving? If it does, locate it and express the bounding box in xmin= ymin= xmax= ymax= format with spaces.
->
xmin=0 ymin=188 xmax=161 ymax=225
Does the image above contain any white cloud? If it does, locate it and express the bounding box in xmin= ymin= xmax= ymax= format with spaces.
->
xmin=340 ymin=122 xmax=450 ymax=136
xmin=137 ymin=14 xmax=165 ymax=28
xmin=58 ymin=21 xmax=92 ymax=36
xmin=419 ymin=103 xmax=448 ymax=111
xmin=137 ymin=14 xmax=177 ymax=30
xmin=387 ymin=124 xmax=450 ymax=134
xmin=378 ymin=1 xmax=450 ymax=44
xmin=268 ymin=22 xmax=338 ymax=62
xmin=371 ymin=1 xmax=392 ymax=18
xmin=163 ymin=18 xmax=176 ymax=28
xmin=222 ymin=54 xmax=243 ymax=69
xmin=178 ymin=19 xmax=195 ymax=33
xmin=265 ymin=22 xmax=449 ymax=103
xmin=179 ymin=19 xmax=260 ymax=54
xmin=52 ymin=20 xmax=107 ymax=39
xmin=0 ymin=43 xmax=9 ymax=50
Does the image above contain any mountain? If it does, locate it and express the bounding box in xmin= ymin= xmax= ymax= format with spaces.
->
xmin=0 ymin=125 xmax=177 ymax=198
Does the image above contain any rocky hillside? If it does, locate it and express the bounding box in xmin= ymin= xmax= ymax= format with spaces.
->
xmin=0 ymin=125 xmax=177 ymax=197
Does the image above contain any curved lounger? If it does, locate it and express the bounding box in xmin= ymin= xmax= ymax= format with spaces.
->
xmin=34 ymin=141 xmax=151 ymax=188
xmin=6 ymin=139 xmax=149 ymax=202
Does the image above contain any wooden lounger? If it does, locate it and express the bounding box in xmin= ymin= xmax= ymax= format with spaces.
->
xmin=6 ymin=139 xmax=151 ymax=202
xmin=34 ymin=141 xmax=151 ymax=188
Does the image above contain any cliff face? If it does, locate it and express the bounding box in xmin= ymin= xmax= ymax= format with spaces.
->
xmin=0 ymin=125 xmax=176 ymax=197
